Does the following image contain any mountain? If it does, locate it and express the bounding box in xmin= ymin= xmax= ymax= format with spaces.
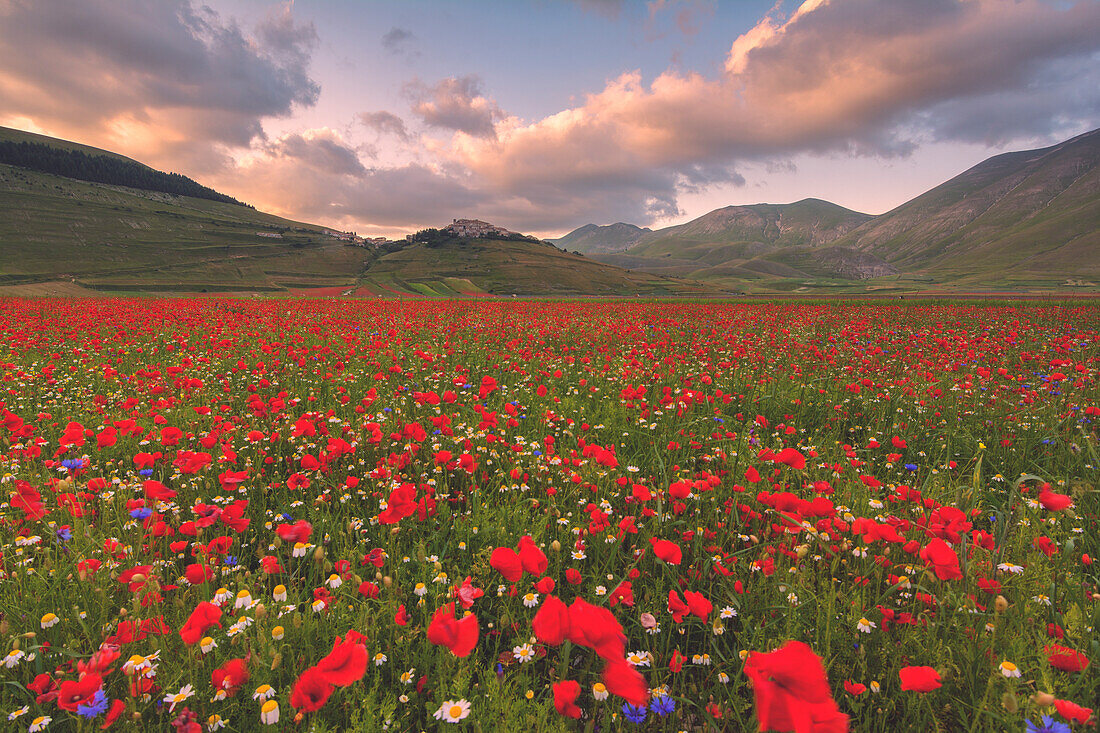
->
xmin=551 ymin=222 xmax=651 ymax=254
xmin=0 ymin=127 xmax=718 ymax=296
xmin=838 ymin=127 xmax=1100 ymax=287
xmin=591 ymin=198 xmax=887 ymax=286
xmin=592 ymin=129 xmax=1100 ymax=292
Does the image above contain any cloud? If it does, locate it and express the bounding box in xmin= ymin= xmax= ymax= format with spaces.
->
xmin=227 ymin=129 xmax=483 ymax=229
xmin=358 ymin=111 xmax=412 ymax=142
xmin=0 ymin=0 xmax=319 ymax=172
xmin=405 ymin=76 xmax=503 ymax=139
xmin=442 ymin=0 xmax=1100 ymax=229
xmin=381 ymin=26 xmax=416 ymax=54
xmin=264 ymin=129 xmax=367 ymax=176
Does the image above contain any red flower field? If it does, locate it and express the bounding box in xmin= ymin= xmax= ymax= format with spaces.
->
xmin=0 ymin=298 xmax=1096 ymax=731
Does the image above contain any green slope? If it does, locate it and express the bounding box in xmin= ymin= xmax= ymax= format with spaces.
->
xmin=590 ymin=198 xmax=888 ymax=292
xmin=0 ymin=127 xmax=721 ymax=296
xmin=840 ymin=127 xmax=1100 ymax=286
xmin=360 ymin=237 xmax=721 ymax=296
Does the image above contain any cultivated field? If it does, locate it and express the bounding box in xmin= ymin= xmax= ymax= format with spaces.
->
xmin=0 ymin=299 xmax=1096 ymax=731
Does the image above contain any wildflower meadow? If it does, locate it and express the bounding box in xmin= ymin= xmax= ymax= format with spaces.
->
xmin=0 ymin=298 xmax=1096 ymax=732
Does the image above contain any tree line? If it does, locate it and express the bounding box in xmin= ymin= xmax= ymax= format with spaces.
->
xmin=0 ymin=140 xmax=250 ymax=207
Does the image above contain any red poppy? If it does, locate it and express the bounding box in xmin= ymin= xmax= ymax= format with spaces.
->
xmin=843 ymin=680 xmax=866 ymax=696
xmin=532 ymin=594 xmax=571 ymax=645
xmin=602 ymin=657 xmax=648 ymax=706
xmin=684 ymin=590 xmax=712 ymax=621
xmin=291 ymin=667 xmax=334 ymax=712
xmin=1053 ymin=699 xmax=1093 ymax=725
xmin=919 ymin=539 xmax=962 ymax=581
xmin=100 ymin=699 xmax=126 ymax=729
xmin=743 ymin=641 xmax=848 ymax=733
xmin=427 ymin=603 xmax=479 ymax=658
xmin=179 ymin=601 xmax=222 ymax=645
xmin=1046 ymin=645 xmax=1090 ymax=672
xmin=315 ymin=638 xmax=368 ymax=686
xmin=57 ymin=672 xmax=103 ymax=712
xmin=377 ymin=483 xmax=417 ymax=524
xmin=567 ymin=598 xmax=626 ymax=661
xmin=553 ymin=680 xmax=582 ymax=719
xmin=650 ymin=537 xmax=682 ymax=565
xmin=898 ymin=666 xmax=942 ymax=692
xmin=276 ymin=520 xmax=312 ymax=543
xmin=211 ymin=658 xmax=250 ymax=697
xmin=668 ymin=590 xmax=690 ymax=623
xmin=1038 ymin=485 xmax=1073 ymax=511
xmin=490 ymin=546 xmax=524 ymax=582
xmin=517 ymin=536 xmax=548 ymax=575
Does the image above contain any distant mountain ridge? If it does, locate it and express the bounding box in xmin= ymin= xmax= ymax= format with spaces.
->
xmin=568 ymin=128 xmax=1100 ymax=290
xmin=551 ymin=222 xmax=651 ymax=253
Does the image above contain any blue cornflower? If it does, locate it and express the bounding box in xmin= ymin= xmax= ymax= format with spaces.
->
xmin=223 ymin=555 xmax=238 ymax=567
xmin=904 ymin=463 xmax=918 ymax=471
xmin=1026 ymin=715 xmax=1071 ymax=733
xmin=623 ymin=703 xmax=647 ymax=724
xmin=77 ymin=689 xmax=109 ymax=718
xmin=129 ymin=507 xmax=153 ymax=520
xmin=61 ymin=459 xmax=84 ymax=470
xmin=651 ymin=695 xmax=675 ymax=717
xmin=495 ymin=663 xmax=504 ymax=680
xmin=138 ymin=469 xmax=154 ymax=477
xmin=55 ymin=526 xmax=72 ymax=543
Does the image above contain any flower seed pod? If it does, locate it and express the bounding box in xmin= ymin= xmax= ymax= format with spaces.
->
xmin=271 ymin=652 xmax=282 ymax=670
xmin=1032 ymin=692 xmax=1056 ymax=707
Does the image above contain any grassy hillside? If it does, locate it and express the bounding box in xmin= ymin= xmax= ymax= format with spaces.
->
xmin=359 ymin=237 xmax=721 ymax=296
xmin=0 ymin=162 xmax=370 ymax=292
xmin=0 ymin=127 xmax=722 ymax=296
xmin=590 ymin=199 xmax=887 ymax=293
xmin=550 ymin=222 xmax=651 ymax=254
xmin=839 ymin=127 xmax=1100 ymax=287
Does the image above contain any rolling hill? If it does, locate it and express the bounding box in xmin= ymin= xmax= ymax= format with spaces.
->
xmin=0 ymin=126 xmax=714 ymax=296
xmin=550 ymin=222 xmax=651 ymax=254
xmin=572 ymin=128 xmax=1100 ymax=292
xmin=587 ymin=199 xmax=889 ymax=288
xmin=839 ymin=127 xmax=1100 ymax=287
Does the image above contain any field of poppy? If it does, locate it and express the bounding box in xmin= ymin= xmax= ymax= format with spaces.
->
xmin=0 ymin=297 xmax=1096 ymax=732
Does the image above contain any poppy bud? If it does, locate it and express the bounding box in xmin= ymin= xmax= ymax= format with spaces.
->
xmin=1002 ymin=691 xmax=1018 ymax=713
xmin=1031 ymin=692 xmax=1055 ymax=706
xmin=383 ymin=576 xmax=393 ymax=588
xmin=312 ymin=546 xmax=325 ymax=563
xmin=994 ymin=596 xmax=1008 ymax=613
xmin=551 ymin=540 xmax=561 ymax=552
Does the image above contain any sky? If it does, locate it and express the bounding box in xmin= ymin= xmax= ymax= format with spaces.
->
xmin=1 ymin=0 xmax=1099 ymax=239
